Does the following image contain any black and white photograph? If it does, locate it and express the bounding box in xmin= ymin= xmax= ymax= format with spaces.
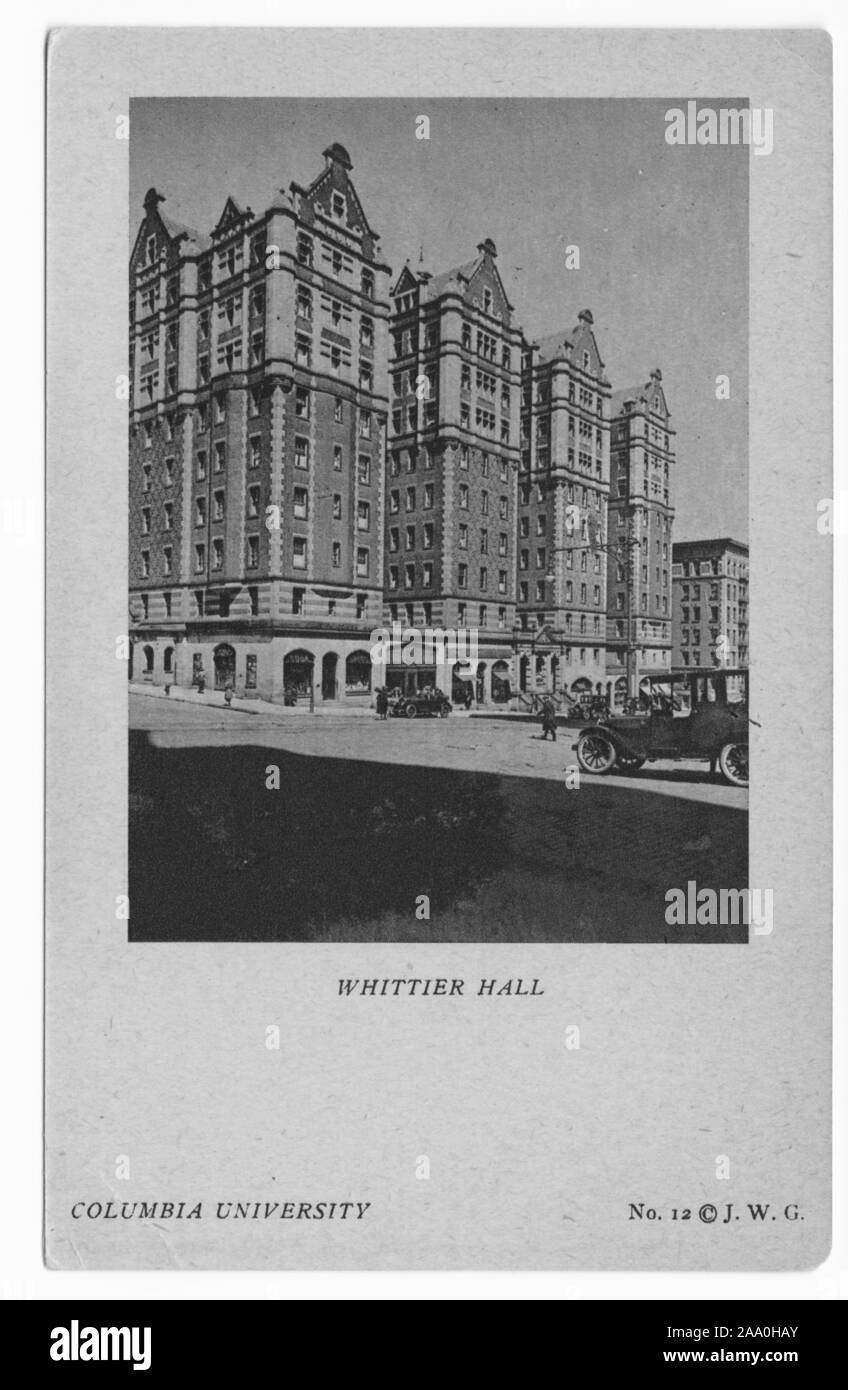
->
xmin=127 ymin=97 xmax=751 ymax=943
xmin=38 ymin=24 xmax=833 ymax=1285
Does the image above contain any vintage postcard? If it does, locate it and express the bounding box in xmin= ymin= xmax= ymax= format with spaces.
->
xmin=46 ymin=28 xmax=832 ymax=1269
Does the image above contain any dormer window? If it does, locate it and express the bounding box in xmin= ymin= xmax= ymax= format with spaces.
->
xmin=331 ymin=192 xmax=345 ymax=220
xmin=146 ymin=235 xmax=156 ymax=265
xmin=483 ymin=288 xmax=493 ymax=314
xmin=583 ymin=350 xmax=590 ymax=371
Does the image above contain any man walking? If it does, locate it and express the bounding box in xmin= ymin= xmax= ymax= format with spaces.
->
xmin=540 ymin=694 xmax=558 ymax=742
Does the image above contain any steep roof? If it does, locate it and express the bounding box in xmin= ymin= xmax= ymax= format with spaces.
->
xmin=159 ymin=213 xmax=210 ymax=253
xmin=421 ymin=257 xmax=480 ymax=301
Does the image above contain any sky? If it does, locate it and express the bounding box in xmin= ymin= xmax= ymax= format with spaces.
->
xmin=130 ymin=98 xmax=749 ymax=543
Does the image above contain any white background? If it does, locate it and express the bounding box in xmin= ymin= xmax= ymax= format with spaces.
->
xmin=2 ymin=0 xmax=845 ymax=1300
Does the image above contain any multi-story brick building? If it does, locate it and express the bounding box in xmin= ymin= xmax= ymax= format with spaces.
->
xmin=605 ymin=370 xmax=676 ymax=702
xmin=515 ymin=312 xmax=612 ymax=702
xmin=128 ymin=143 xmax=391 ymax=704
xmin=384 ymin=242 xmax=523 ymax=703
xmin=672 ymin=538 xmax=749 ymax=668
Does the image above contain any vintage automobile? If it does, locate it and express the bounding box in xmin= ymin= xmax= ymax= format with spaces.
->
xmin=391 ymin=689 xmax=452 ymax=719
xmin=573 ymin=668 xmax=749 ymax=786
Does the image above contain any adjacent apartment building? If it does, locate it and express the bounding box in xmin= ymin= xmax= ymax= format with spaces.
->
xmin=384 ymin=242 xmax=523 ymax=702
xmin=515 ymin=313 xmax=612 ymax=701
xmin=129 ymin=143 xmax=391 ymax=705
xmin=672 ymin=538 xmax=749 ymax=668
xmin=605 ymin=371 xmax=676 ymax=700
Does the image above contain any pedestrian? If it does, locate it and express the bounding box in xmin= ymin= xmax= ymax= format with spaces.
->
xmin=224 ymin=682 xmax=233 ymax=709
xmin=540 ymin=695 xmax=557 ymax=742
xmin=376 ymin=687 xmax=388 ymax=720
xmin=464 ymin=685 xmax=473 ymax=711
xmin=197 ymin=671 xmax=206 ymax=696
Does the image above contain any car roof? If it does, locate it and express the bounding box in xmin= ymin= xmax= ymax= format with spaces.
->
xmin=664 ymin=667 xmax=749 ymax=679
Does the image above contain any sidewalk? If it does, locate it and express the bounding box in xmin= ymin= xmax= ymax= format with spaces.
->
xmin=129 ymin=683 xmax=376 ymax=717
xmin=129 ymin=683 xmax=475 ymax=719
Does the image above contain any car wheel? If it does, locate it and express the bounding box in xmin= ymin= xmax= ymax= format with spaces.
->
xmin=718 ymin=741 xmax=748 ymax=787
xmin=576 ymin=731 xmax=617 ymax=774
xmin=616 ymin=753 xmax=647 ymax=774
xmin=405 ymin=704 xmax=417 ymax=718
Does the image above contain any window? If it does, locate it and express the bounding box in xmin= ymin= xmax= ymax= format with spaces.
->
xmin=357 ymin=547 xmax=370 ymax=577
xmin=214 ymin=441 xmax=226 ymax=472
xmin=389 ymin=490 xmax=399 ymax=514
xmin=499 ymin=496 xmax=508 ymax=520
xmin=295 ymin=387 xmax=310 ymax=418
xmin=405 ymin=525 xmax=415 ymax=550
xmin=293 ymin=537 xmax=307 ymax=569
xmin=163 ymin=502 xmax=173 ymax=531
xmin=194 ymin=544 xmax=205 ymax=573
xmin=332 ymin=541 xmax=341 ymax=568
xmin=424 ymin=484 xmax=434 ymax=509
xmin=249 ymin=389 xmax=261 ymax=418
xmin=458 ymin=524 xmax=468 ymax=549
xmin=480 ymin=529 xmax=488 ymax=554
xmin=248 ymin=485 xmax=261 ymax=518
xmin=480 ymin=566 xmax=488 ymax=590
xmin=423 ymin=562 xmax=433 ymax=587
xmin=213 ymin=490 xmax=225 ymax=522
xmin=212 ymin=538 xmax=224 ymax=571
xmin=292 ymin=587 xmax=305 ymax=615
xmin=359 ymin=411 xmax=372 ymax=439
xmin=423 ymin=522 xmax=434 ymax=548
xmin=140 ymin=549 xmax=150 ymax=578
xmin=195 ymin=497 xmax=206 ymax=527
xmin=360 ymin=316 xmax=373 ymax=349
xmin=196 ymin=450 xmax=207 ymax=481
xmin=357 ymin=501 xmax=370 ymax=530
xmin=142 ymin=464 xmax=152 ymax=492
xmin=214 ymin=393 xmax=226 ymax=424
xmin=459 ymin=484 xmax=469 ymax=509
xmin=361 ymin=269 xmax=374 ymax=300
xmin=405 ymin=487 xmax=416 ymax=511
xmin=358 ymin=454 xmax=371 ymax=484
xmin=295 ymin=334 xmax=311 ymax=366
xmin=295 ymin=436 xmax=310 ymax=469
xmin=297 ymin=234 xmax=313 ymax=266
xmin=458 ymin=564 xmax=468 ymax=589
xmin=244 ymin=535 xmax=258 ymax=569
xmin=334 ymin=398 xmax=343 ymax=423
xmin=388 ymin=566 xmax=399 ymax=591
xmin=249 ymin=436 xmax=261 ymax=469
xmin=479 ymin=605 xmax=488 ymax=627
xmin=163 ymin=548 xmax=172 ymax=577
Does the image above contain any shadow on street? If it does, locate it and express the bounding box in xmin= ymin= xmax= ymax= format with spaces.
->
xmin=129 ymin=729 xmax=748 ymax=944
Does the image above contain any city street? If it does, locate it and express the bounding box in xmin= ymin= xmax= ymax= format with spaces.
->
xmin=129 ymin=693 xmax=748 ymax=945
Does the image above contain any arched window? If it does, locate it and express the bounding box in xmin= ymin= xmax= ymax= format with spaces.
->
xmin=345 ymin=650 xmax=372 ymax=693
xmin=163 ymin=646 xmax=174 ymax=674
xmin=284 ymin=649 xmax=314 ymax=698
xmin=143 ymin=644 xmax=155 ymax=674
xmin=213 ymin=643 xmax=236 ymax=689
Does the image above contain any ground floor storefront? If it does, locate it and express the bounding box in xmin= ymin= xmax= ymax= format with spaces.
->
xmin=129 ymin=626 xmax=378 ymax=709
